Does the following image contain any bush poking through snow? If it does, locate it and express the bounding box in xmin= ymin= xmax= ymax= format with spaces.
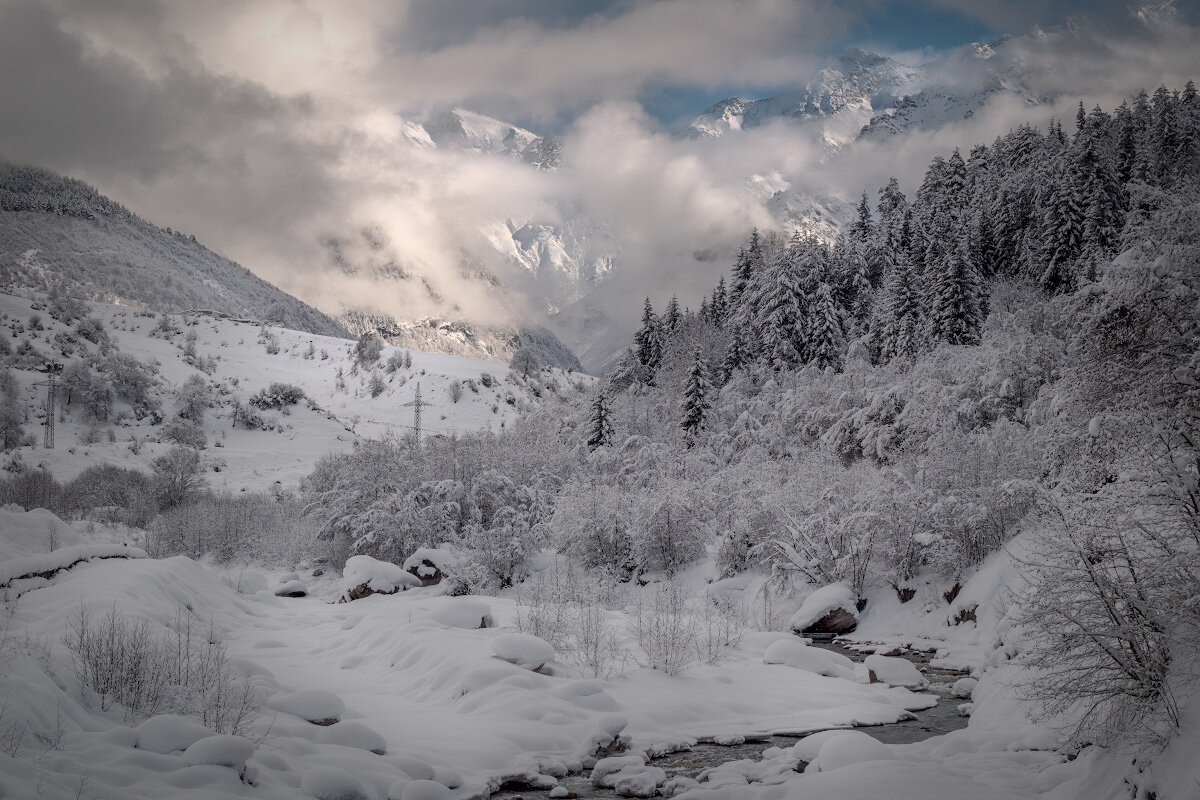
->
xmin=67 ymin=605 xmax=259 ymax=733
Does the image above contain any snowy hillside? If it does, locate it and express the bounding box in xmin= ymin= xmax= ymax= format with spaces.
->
xmin=0 ymin=163 xmax=348 ymax=339
xmin=0 ymin=290 xmax=587 ymax=492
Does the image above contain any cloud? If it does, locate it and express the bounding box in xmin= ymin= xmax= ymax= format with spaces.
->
xmin=0 ymin=0 xmax=1198 ymax=367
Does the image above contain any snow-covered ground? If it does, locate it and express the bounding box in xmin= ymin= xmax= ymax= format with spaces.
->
xmin=3 ymin=507 xmax=1193 ymax=800
xmin=0 ymin=290 xmax=587 ymax=491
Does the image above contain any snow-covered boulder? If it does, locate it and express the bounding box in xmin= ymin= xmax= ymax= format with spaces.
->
xmin=805 ymin=730 xmax=896 ymax=772
xmin=317 ymin=721 xmax=387 ymax=754
xmin=268 ymin=688 xmax=345 ymax=725
xmin=492 ymin=633 xmax=555 ymax=670
xmin=864 ymin=654 xmax=928 ymax=689
xmin=584 ymin=714 xmax=628 ymax=757
xmin=301 ymin=765 xmax=369 ymax=800
xmin=763 ymin=638 xmax=856 ymax=680
xmin=274 ymin=579 xmax=308 ymax=598
xmin=788 ymin=583 xmax=860 ymax=636
xmin=425 ymin=597 xmax=493 ymax=629
xmin=951 ymin=677 xmax=978 ymax=698
xmin=182 ymin=735 xmax=256 ymax=770
xmin=339 ymin=555 xmax=420 ymax=602
xmin=403 ymin=547 xmax=462 ymax=587
xmin=592 ymin=755 xmax=661 ymax=793
xmin=134 ymin=715 xmax=212 ymax=754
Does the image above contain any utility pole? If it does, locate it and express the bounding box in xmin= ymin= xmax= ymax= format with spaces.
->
xmin=401 ymin=382 xmax=425 ymax=445
xmin=37 ymin=362 xmax=63 ymax=449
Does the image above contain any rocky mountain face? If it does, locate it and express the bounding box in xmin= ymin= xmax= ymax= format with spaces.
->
xmin=678 ymin=48 xmax=924 ymax=150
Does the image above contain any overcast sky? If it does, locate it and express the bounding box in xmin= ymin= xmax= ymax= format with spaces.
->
xmin=0 ymin=0 xmax=1197 ymax=335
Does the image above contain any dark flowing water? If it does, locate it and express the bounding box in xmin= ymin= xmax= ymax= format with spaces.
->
xmin=492 ymin=641 xmax=970 ymax=799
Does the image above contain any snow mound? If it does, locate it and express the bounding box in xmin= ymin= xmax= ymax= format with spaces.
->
xmin=318 ymin=721 xmax=387 ymax=754
xmin=401 ymin=779 xmax=453 ymax=799
xmin=806 ymin=730 xmax=896 ymax=772
xmin=0 ymin=543 xmax=147 ymax=586
xmin=864 ymin=654 xmax=928 ymax=689
xmin=492 ymin=633 xmax=555 ymax=670
xmin=425 ymin=597 xmax=493 ymax=629
xmin=301 ymin=765 xmax=369 ymax=800
xmin=340 ymin=554 xmax=420 ymax=600
xmin=274 ymin=578 xmax=308 ymax=597
xmin=134 ymin=714 xmax=213 ymax=754
xmin=763 ymin=638 xmax=856 ymax=679
xmin=951 ymin=677 xmax=978 ymax=698
xmin=182 ymin=734 xmax=256 ymax=769
xmin=268 ymin=688 xmax=345 ymax=724
xmin=788 ymin=583 xmax=859 ymax=633
xmin=592 ymin=756 xmax=665 ymax=797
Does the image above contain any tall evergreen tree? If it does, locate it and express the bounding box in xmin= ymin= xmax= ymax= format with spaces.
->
xmin=680 ymin=351 xmax=713 ymax=446
xmin=759 ymin=237 xmax=808 ymax=369
xmin=586 ymin=392 xmax=615 ymax=451
xmin=806 ymin=282 xmax=846 ymax=371
xmin=710 ymin=277 xmax=728 ymax=327
xmin=633 ymin=297 xmax=664 ymax=381
xmin=663 ymin=296 xmax=682 ymax=336
xmin=929 ymin=243 xmax=984 ymax=346
xmin=721 ymin=326 xmax=749 ymax=383
xmin=874 ymin=252 xmax=924 ymax=362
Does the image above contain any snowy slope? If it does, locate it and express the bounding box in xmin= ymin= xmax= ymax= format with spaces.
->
xmin=0 ymin=164 xmax=348 ymax=338
xmin=0 ymin=290 xmax=588 ymax=492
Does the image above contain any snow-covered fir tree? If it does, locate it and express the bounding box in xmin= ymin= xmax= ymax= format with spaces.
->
xmin=680 ymin=350 xmax=713 ymax=446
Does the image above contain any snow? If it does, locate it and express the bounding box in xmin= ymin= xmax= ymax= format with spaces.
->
xmin=300 ymin=765 xmax=370 ymax=800
xmin=864 ymin=654 xmax=929 ymax=689
xmin=951 ymin=677 xmax=978 ymax=698
xmin=181 ymin=735 xmax=256 ymax=769
xmin=317 ymin=721 xmax=387 ymax=754
xmin=402 ymin=547 xmax=461 ymax=578
xmin=399 ymin=779 xmax=453 ymax=800
xmin=423 ymin=596 xmax=493 ymax=629
xmin=763 ymin=637 xmax=857 ymax=679
xmin=340 ymin=555 xmax=420 ymax=599
xmin=0 ymin=541 xmax=147 ymax=586
xmin=2 ymin=504 xmax=1191 ymax=800
xmin=0 ymin=291 xmax=572 ymax=492
xmin=805 ymin=730 xmax=897 ymax=772
xmin=267 ymin=689 xmax=346 ymax=724
xmin=491 ymin=633 xmax=556 ymax=670
xmin=135 ymin=715 xmax=214 ymax=754
xmin=787 ymin=582 xmax=859 ymax=632
xmin=273 ymin=578 xmax=308 ymax=597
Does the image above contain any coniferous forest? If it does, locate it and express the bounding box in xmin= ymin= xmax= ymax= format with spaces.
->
xmin=308 ymin=85 xmax=1200 ymax=748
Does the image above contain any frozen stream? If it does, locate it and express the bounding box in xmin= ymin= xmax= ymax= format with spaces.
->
xmin=493 ymin=641 xmax=969 ymax=799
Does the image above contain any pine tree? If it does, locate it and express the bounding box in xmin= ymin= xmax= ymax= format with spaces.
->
xmin=806 ymin=282 xmax=846 ymax=371
xmin=586 ymin=392 xmax=615 ymax=451
xmin=759 ymin=238 xmax=807 ymax=370
xmin=874 ymin=251 xmax=924 ymax=362
xmin=710 ymin=277 xmax=728 ymax=327
xmin=721 ymin=326 xmax=748 ymax=383
xmin=633 ymin=297 xmax=663 ymax=380
xmin=929 ymin=242 xmax=984 ymax=346
xmin=680 ymin=351 xmax=713 ymax=446
xmin=1038 ymin=157 xmax=1086 ymax=293
xmin=663 ymin=296 xmax=682 ymax=336
xmin=849 ymin=192 xmax=873 ymax=245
